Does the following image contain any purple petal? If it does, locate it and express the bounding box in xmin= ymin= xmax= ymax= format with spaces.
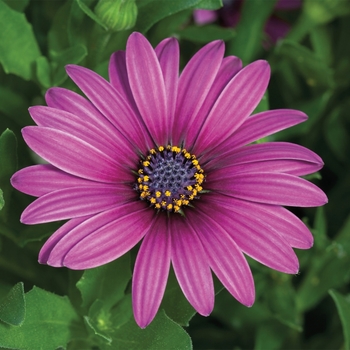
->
xmin=65 ymin=64 xmax=153 ymax=153
xmin=207 ymin=172 xmax=328 ymax=207
xmin=265 ymin=17 xmax=291 ymax=44
xmin=194 ymin=60 xmax=271 ymax=156
xmin=109 ymin=50 xmax=138 ymax=112
xmin=126 ymin=32 xmax=168 ymax=146
xmin=132 ymin=215 xmax=171 ymax=328
xmin=202 ymin=109 xmax=308 ymax=162
xmin=29 ymin=106 xmax=136 ymax=168
xmin=21 ymin=184 xmax=133 ymax=224
xmin=45 ymin=87 xmax=118 ymax=140
xmin=170 ymin=215 xmax=214 ymax=316
xmin=47 ymin=202 xmax=154 ymax=268
xmin=185 ymin=56 xmax=242 ymax=150
xmin=206 ymin=142 xmax=324 ymax=176
xmin=198 ymin=198 xmax=299 ymax=273
xmin=208 ymin=193 xmax=313 ymax=249
xmin=193 ymin=9 xmax=218 ymax=25
xmin=173 ymin=40 xmax=225 ymax=145
xmin=11 ymin=164 xmax=95 ymax=197
xmin=39 ymin=216 xmax=89 ymax=264
xmin=187 ymin=210 xmax=255 ymax=307
xmin=22 ymin=126 xmax=133 ymax=183
xmin=155 ymin=38 xmax=179 ymax=139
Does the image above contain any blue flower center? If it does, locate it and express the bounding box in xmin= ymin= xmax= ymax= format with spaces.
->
xmin=136 ymin=146 xmax=205 ymax=213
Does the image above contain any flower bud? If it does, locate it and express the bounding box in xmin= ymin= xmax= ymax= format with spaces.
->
xmin=95 ymin=0 xmax=137 ymax=31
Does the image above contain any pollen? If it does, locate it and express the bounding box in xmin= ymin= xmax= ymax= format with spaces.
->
xmin=135 ymin=145 xmax=206 ymax=213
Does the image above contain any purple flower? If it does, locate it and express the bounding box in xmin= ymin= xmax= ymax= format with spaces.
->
xmin=11 ymin=32 xmax=327 ymax=328
xmin=194 ymin=0 xmax=302 ymax=45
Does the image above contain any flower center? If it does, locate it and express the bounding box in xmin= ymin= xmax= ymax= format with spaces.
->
xmin=136 ymin=145 xmax=205 ymax=213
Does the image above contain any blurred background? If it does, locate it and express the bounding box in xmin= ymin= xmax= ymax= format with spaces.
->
xmin=0 ymin=0 xmax=349 ymax=349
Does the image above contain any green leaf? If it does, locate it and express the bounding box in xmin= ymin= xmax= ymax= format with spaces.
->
xmin=266 ymin=280 xmax=301 ymax=331
xmin=3 ymin=0 xmax=29 ymax=12
xmin=0 ymin=1 xmax=41 ymax=80
xmin=297 ymin=215 xmax=350 ymax=312
xmin=228 ymin=0 xmax=277 ymax=63
xmin=36 ymin=56 xmax=52 ymax=89
xmin=161 ymin=269 xmax=196 ymax=326
xmin=110 ymin=309 xmax=192 ymax=350
xmin=0 ymin=282 xmax=25 ymax=326
xmin=76 ymin=0 xmax=109 ymax=30
xmin=0 ymin=286 xmax=82 ymax=350
xmin=193 ymin=0 xmax=222 ymax=10
xmin=275 ymin=40 xmax=334 ymax=89
xmin=329 ymin=290 xmax=350 ymax=350
xmin=0 ymin=129 xmax=17 ymax=218
xmin=135 ymin=0 xmax=209 ymax=33
xmin=50 ymin=44 xmax=88 ymax=85
xmin=179 ymin=25 xmax=235 ymax=43
xmin=77 ymin=253 xmax=131 ymax=311
xmin=254 ymin=322 xmax=287 ymax=350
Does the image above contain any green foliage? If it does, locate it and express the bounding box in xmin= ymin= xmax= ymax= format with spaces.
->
xmin=0 ymin=0 xmax=41 ymax=80
xmin=0 ymin=282 xmax=25 ymax=326
xmin=330 ymin=290 xmax=350 ymax=350
xmin=0 ymin=286 xmax=81 ymax=350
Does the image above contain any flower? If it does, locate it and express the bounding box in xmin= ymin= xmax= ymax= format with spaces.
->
xmin=194 ymin=0 xmax=301 ymax=45
xmin=11 ymin=32 xmax=327 ymax=328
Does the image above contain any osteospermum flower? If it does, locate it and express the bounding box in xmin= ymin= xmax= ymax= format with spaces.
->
xmin=11 ymin=32 xmax=327 ymax=328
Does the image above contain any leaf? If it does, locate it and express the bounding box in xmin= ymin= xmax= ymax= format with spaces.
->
xmin=179 ymin=25 xmax=235 ymax=43
xmin=0 ymin=286 xmax=82 ymax=350
xmin=228 ymin=0 xmax=277 ymax=63
xmin=110 ymin=309 xmax=192 ymax=350
xmin=0 ymin=1 xmax=41 ymax=80
xmin=50 ymin=44 xmax=88 ymax=85
xmin=275 ymin=40 xmax=334 ymax=89
xmin=76 ymin=0 xmax=108 ymax=30
xmin=160 ymin=268 xmax=196 ymax=326
xmin=0 ymin=129 xmax=17 ymax=218
xmin=193 ymin=0 xmax=222 ymax=10
xmin=36 ymin=56 xmax=52 ymax=89
xmin=329 ymin=290 xmax=350 ymax=350
xmin=135 ymin=0 xmax=210 ymax=33
xmin=0 ymin=282 xmax=25 ymax=326
xmin=76 ymin=253 xmax=131 ymax=311
xmin=254 ymin=322 xmax=287 ymax=350
xmin=297 ymin=215 xmax=350 ymax=312
xmin=2 ymin=0 xmax=29 ymax=12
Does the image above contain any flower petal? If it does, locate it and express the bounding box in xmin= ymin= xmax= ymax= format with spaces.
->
xmin=109 ymin=50 xmax=137 ymax=110
xmin=185 ymin=55 xmax=242 ymax=150
xmin=65 ymin=64 xmax=153 ymax=153
xmin=187 ymin=210 xmax=255 ymax=306
xmin=11 ymin=164 xmax=94 ymax=197
xmin=198 ymin=198 xmax=299 ymax=273
xmin=155 ymin=37 xmax=179 ymax=140
xmin=47 ymin=202 xmax=154 ymax=268
xmin=194 ymin=60 xmax=270 ymax=156
xmin=132 ymin=215 xmax=171 ymax=328
xmin=20 ymin=184 xmax=133 ymax=224
xmin=126 ymin=32 xmax=167 ymax=146
xmin=208 ymin=193 xmax=313 ymax=249
xmin=45 ymin=87 xmax=118 ymax=139
xmin=202 ymin=109 xmax=307 ymax=162
xmin=29 ymin=106 xmax=136 ymax=168
xmin=206 ymin=142 xmax=324 ymax=176
xmin=170 ymin=215 xmax=214 ymax=316
xmin=22 ymin=126 xmax=133 ymax=183
xmin=173 ymin=40 xmax=225 ymax=145
xmin=207 ymin=172 xmax=328 ymax=207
